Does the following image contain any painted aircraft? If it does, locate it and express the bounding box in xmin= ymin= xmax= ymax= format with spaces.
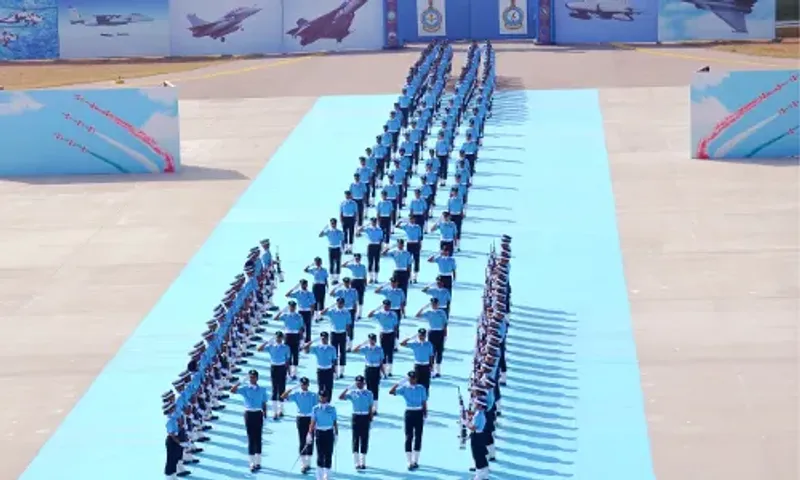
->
xmin=564 ymin=0 xmax=641 ymax=21
xmin=68 ymin=7 xmax=154 ymax=27
xmin=0 ymin=30 xmax=18 ymax=47
xmin=681 ymin=0 xmax=756 ymax=33
xmin=0 ymin=10 xmax=43 ymax=26
xmin=186 ymin=6 xmax=262 ymax=42
xmin=286 ymin=0 xmax=368 ymax=47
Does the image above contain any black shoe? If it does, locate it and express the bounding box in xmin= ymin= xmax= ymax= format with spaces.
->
xmin=190 ymin=447 xmax=203 ymax=454
xmin=186 ymin=458 xmax=199 ymax=464
xmin=211 ymin=405 xmax=225 ymax=411
xmin=198 ymin=436 xmax=211 ymax=442
xmin=469 ymin=467 xmax=477 ymax=472
xmin=250 ymin=466 xmax=257 ymax=473
xmin=433 ymin=373 xmax=441 ymax=378
xmin=411 ymin=463 xmax=419 ymax=470
xmin=251 ymin=334 xmax=263 ymax=341
xmin=255 ymin=464 xmax=262 ymax=470
xmin=489 ymin=457 xmax=497 ymax=462
xmin=177 ymin=471 xmax=191 ymax=477
xmin=301 ymin=466 xmax=310 ymax=474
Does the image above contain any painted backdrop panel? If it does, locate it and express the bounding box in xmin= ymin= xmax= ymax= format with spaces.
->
xmin=416 ymin=0 xmax=446 ymax=37
xmin=282 ymin=0 xmax=384 ymax=54
xmin=554 ymin=0 xmax=658 ymax=43
xmin=691 ymin=70 xmax=799 ymax=160
xmin=658 ymin=0 xmax=775 ymax=41
xmin=169 ymin=0 xmax=281 ymax=56
xmin=0 ymin=87 xmax=180 ymax=176
xmin=58 ymin=0 xmax=170 ymax=59
xmin=0 ymin=0 xmax=58 ymax=60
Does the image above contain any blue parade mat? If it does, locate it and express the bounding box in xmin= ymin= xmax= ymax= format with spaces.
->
xmin=21 ymin=90 xmax=655 ymax=480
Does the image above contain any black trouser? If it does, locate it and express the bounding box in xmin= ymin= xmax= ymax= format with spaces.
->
xmin=494 ymin=380 xmax=501 ymax=403
xmin=451 ymin=214 xmax=463 ymax=240
xmin=315 ymin=429 xmax=335 ymax=469
xmin=313 ymin=284 xmax=326 ymax=312
xmin=328 ymin=247 xmax=342 ymax=276
xmin=342 ymin=216 xmax=356 ymax=246
xmin=300 ymin=310 xmax=313 ymax=342
xmin=391 ymin=131 xmax=399 ymax=150
xmin=485 ymin=409 xmax=496 ymax=444
xmin=414 ymin=363 xmax=432 ymax=395
xmin=466 ymin=153 xmax=477 ymax=174
xmin=317 ymin=367 xmax=334 ymax=395
xmin=389 ymin=199 xmax=398 ymax=225
xmin=352 ymin=278 xmax=366 ymax=306
xmin=286 ymin=333 xmax=301 ymax=367
xmin=355 ymin=199 xmax=365 ymax=226
xmin=297 ymin=416 xmax=313 ymax=455
xmin=470 ymin=431 xmax=488 ymax=469
xmin=365 ymin=365 xmax=380 ymax=400
xmin=376 ymin=156 xmax=386 ymax=178
xmin=270 ymin=364 xmax=287 ymax=401
xmin=245 ymin=410 xmax=264 ymax=455
xmin=352 ymin=414 xmax=371 ymax=454
xmin=407 ymin=242 xmax=421 ymax=273
xmin=404 ymin=410 xmax=424 ymax=452
xmin=394 ymin=268 xmax=410 ymax=297
xmin=499 ymin=341 xmax=507 ymax=373
xmin=440 ymin=240 xmax=454 ymax=253
xmin=440 ymin=274 xmax=453 ymax=295
xmin=347 ymin=308 xmax=356 ymax=341
xmin=391 ymin=309 xmax=402 ymax=343
xmin=368 ymin=244 xmax=388 ymax=274
xmin=412 ymin=214 xmax=425 ymax=231
xmin=429 ymin=329 xmax=445 ymax=365
xmin=438 ymin=155 xmax=448 ymax=179
xmin=378 ymin=217 xmax=391 ymax=244
xmin=164 ymin=437 xmax=182 ymax=475
xmin=331 ymin=331 xmax=347 ymax=366
xmin=380 ymin=332 xmax=395 ymax=364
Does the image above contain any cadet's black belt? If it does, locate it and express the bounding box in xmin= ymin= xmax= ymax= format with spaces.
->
xmin=316 ymin=427 xmax=333 ymax=431
xmin=342 ymin=215 xmax=355 ymax=218
xmin=332 ymin=330 xmax=346 ymax=334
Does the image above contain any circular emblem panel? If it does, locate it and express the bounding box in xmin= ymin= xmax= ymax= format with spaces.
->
xmin=502 ymin=5 xmax=525 ymax=30
xmin=420 ymin=7 xmax=443 ymax=33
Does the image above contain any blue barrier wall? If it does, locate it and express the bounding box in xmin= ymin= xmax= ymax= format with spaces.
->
xmin=658 ymin=0 xmax=776 ymax=42
xmin=553 ymin=0 xmax=659 ymax=43
xmin=691 ymin=70 xmax=799 ymax=160
xmin=398 ymin=0 xmax=538 ymax=42
xmin=0 ymin=87 xmax=181 ymax=176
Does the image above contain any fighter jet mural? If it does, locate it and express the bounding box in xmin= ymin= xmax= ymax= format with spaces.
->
xmin=186 ymin=6 xmax=262 ymax=42
xmin=565 ymin=0 xmax=642 ymax=21
xmin=67 ymin=7 xmax=154 ymax=27
xmin=286 ymin=0 xmax=368 ymax=47
xmin=0 ymin=30 xmax=18 ymax=47
xmin=0 ymin=11 xmax=43 ymax=27
xmin=681 ymin=0 xmax=757 ymax=33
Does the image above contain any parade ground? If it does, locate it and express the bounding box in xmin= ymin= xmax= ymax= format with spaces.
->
xmin=1 ymin=43 xmax=798 ymax=480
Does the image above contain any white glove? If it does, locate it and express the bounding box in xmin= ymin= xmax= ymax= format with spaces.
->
xmin=306 ymin=433 xmax=313 ymax=444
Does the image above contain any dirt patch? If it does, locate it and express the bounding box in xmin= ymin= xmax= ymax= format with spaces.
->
xmin=0 ymin=58 xmax=232 ymax=90
xmin=712 ymin=39 xmax=799 ymax=59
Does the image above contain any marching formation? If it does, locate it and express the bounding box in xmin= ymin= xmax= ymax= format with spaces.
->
xmin=160 ymin=40 xmax=512 ymax=480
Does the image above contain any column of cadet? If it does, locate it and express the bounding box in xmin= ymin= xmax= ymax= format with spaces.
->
xmin=161 ymin=40 xmax=510 ymax=480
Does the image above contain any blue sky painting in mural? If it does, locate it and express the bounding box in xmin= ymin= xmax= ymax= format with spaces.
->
xmin=0 ymin=0 xmax=58 ymax=60
xmin=554 ymin=0 xmax=659 ymax=42
xmin=0 ymin=87 xmax=180 ymax=176
xmin=57 ymin=0 xmax=169 ymax=59
xmin=659 ymin=0 xmax=776 ymax=41
xmin=168 ymin=0 xmax=282 ymax=57
xmin=692 ymin=70 xmax=799 ymax=159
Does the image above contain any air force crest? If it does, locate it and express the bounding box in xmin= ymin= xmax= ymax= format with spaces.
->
xmin=420 ymin=0 xmax=443 ymax=33
xmin=502 ymin=0 xmax=525 ymax=31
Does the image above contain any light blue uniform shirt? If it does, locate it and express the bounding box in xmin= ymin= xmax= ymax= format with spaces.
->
xmin=282 ymin=311 xmax=304 ymax=332
xmin=288 ymin=390 xmax=319 ymax=416
xmin=334 ymin=287 xmax=358 ymax=309
xmin=341 ymin=199 xmax=358 ymax=217
xmin=364 ymin=225 xmax=385 ymax=242
xmin=399 ymin=94 xmax=410 ymax=108
xmin=401 ymin=140 xmax=414 ymax=155
xmin=361 ymin=344 xmax=385 ymax=366
xmin=435 ymin=139 xmax=449 ymax=156
xmin=166 ymin=416 xmax=179 ymax=435
xmin=391 ymin=169 xmax=404 ymax=184
xmin=325 ymin=308 xmax=352 ymax=333
xmin=421 ymin=184 xmax=433 ymax=199
xmin=290 ymin=289 xmax=316 ymax=310
xmin=384 ymin=183 xmax=399 ymax=200
xmin=409 ymin=198 xmax=427 ymax=216
xmin=311 ymin=344 xmax=337 ymax=368
xmin=346 ymin=389 xmax=375 ymax=414
xmin=374 ymin=310 xmax=399 ymax=333
xmin=312 ymin=404 xmax=337 ymax=429
xmin=401 ymin=223 xmax=423 ymax=242
xmin=350 ymin=182 xmax=366 ymax=200
xmin=485 ymin=388 xmax=496 ymax=411
xmin=408 ymin=340 xmax=434 ymax=364
xmin=472 ymin=409 xmax=487 ymax=433
xmin=426 ymin=156 xmax=440 ymax=174
xmin=325 ymin=229 xmax=344 ymax=249
xmin=357 ymin=166 xmax=372 ymax=181
xmin=448 ymin=196 xmax=464 ymax=215
xmin=380 ymin=287 xmax=405 ymax=308
xmin=423 ymin=309 xmax=448 ymax=330
xmin=266 ymin=343 xmax=291 ymax=365
xmin=238 ymin=384 xmax=268 ymax=410
xmin=396 ymin=384 xmax=428 ymax=409
xmin=434 ymin=256 xmax=456 ymax=275
xmin=437 ymin=221 xmax=457 ymax=241
xmin=410 ymin=129 xmax=421 ymax=143
xmin=377 ymin=200 xmax=393 ymax=217
xmin=381 ymin=131 xmax=393 ymax=147
xmin=389 ymin=250 xmax=413 ymax=270
xmin=463 ymin=140 xmax=478 ymax=154
xmin=346 ymin=263 xmax=367 ymax=279
xmin=424 ymin=170 xmax=438 ymax=186
xmin=310 ymin=266 xmax=329 ymax=284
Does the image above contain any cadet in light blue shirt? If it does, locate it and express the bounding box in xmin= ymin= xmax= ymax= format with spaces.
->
xmin=350 ymin=174 xmax=367 ymax=226
xmin=389 ymin=371 xmax=428 ymax=466
xmin=257 ymin=332 xmax=291 ymax=418
xmin=320 ymin=298 xmax=351 ymax=377
xmin=341 ymin=192 xmax=359 ymax=253
xmin=375 ymin=191 xmax=393 ymax=245
xmin=275 ymin=301 xmax=304 ymax=377
xmin=231 ymin=370 xmax=268 ymax=468
xmin=400 ymin=328 xmax=435 ymax=394
xmin=383 ymin=239 xmax=413 ymax=296
xmin=304 ymin=332 xmax=337 ymax=395
xmin=428 ymin=248 xmax=456 ymax=295
xmin=384 ymin=178 xmax=400 ymax=225
xmin=304 ymin=257 xmax=329 ymax=313
xmin=415 ymin=298 xmax=448 ymax=376
xmin=280 ymin=377 xmax=318 ymax=471
xmin=368 ymin=300 xmax=399 ymax=372
xmin=359 ymin=216 xmax=387 ymax=284
xmin=319 ymin=219 xmax=344 ymax=282
xmin=309 ymin=390 xmax=338 ymax=473
xmin=339 ymin=374 xmax=374 ymax=466
xmin=431 ymin=212 xmax=457 ymax=252
xmin=353 ymin=333 xmax=385 ymax=410
xmin=287 ymin=279 xmax=316 ymax=343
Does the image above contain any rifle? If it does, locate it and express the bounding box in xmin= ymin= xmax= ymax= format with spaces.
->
xmin=457 ymin=386 xmax=468 ymax=449
xmin=275 ymin=247 xmax=285 ymax=283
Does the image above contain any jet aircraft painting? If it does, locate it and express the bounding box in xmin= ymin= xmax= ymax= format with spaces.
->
xmin=0 ymin=30 xmax=18 ymax=47
xmin=680 ymin=0 xmax=757 ymax=33
xmin=565 ymin=0 xmax=642 ymax=21
xmin=67 ymin=7 xmax=154 ymax=27
xmin=286 ymin=0 xmax=368 ymax=47
xmin=186 ymin=6 xmax=262 ymax=42
xmin=0 ymin=11 xmax=43 ymax=27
